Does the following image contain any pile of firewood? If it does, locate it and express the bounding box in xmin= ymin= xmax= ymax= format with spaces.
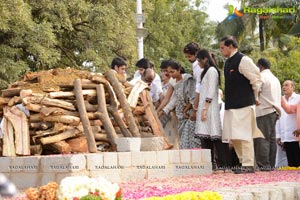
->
xmin=0 ymin=68 xmax=171 ymax=156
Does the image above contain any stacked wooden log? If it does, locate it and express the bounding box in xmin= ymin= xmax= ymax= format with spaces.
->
xmin=0 ymin=68 xmax=172 ymax=156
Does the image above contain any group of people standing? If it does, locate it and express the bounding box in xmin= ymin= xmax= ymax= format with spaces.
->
xmin=111 ymin=35 xmax=300 ymax=174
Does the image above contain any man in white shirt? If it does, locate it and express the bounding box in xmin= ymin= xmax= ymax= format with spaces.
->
xmin=276 ymin=80 xmax=300 ymax=167
xmin=111 ymin=57 xmax=127 ymax=74
xmin=254 ymin=58 xmax=281 ymax=171
xmin=129 ymin=58 xmax=162 ymax=105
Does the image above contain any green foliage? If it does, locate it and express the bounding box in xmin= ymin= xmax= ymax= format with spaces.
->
xmin=142 ymin=0 xmax=215 ymax=73
xmin=0 ymin=0 xmax=214 ymax=89
xmin=2 ymin=0 xmax=300 ymax=93
xmin=249 ymin=35 xmax=300 ymax=89
xmin=79 ymin=194 xmax=101 ymax=200
xmin=0 ymin=0 xmax=138 ymax=89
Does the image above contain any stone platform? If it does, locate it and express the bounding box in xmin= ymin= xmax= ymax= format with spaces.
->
xmin=0 ymin=149 xmax=212 ymax=189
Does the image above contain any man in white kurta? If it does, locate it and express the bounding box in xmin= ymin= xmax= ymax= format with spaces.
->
xmin=220 ymin=36 xmax=263 ymax=173
xmin=254 ymin=58 xmax=281 ymax=170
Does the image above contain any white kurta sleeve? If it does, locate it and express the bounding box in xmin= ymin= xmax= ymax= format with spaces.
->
xmin=205 ymin=67 xmax=219 ymax=100
xmin=239 ymin=56 xmax=263 ymax=101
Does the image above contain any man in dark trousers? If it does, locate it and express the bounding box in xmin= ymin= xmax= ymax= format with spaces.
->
xmin=254 ymin=58 xmax=281 ymax=171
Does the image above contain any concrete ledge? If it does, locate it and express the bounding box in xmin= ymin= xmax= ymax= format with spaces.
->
xmin=0 ymin=149 xmax=212 ymax=189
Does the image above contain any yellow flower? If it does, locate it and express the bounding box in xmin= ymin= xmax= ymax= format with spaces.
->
xmin=145 ymin=191 xmax=222 ymax=200
xmin=278 ymin=166 xmax=300 ymax=171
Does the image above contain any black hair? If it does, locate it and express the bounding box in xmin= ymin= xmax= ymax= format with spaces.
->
xmin=167 ymin=59 xmax=185 ymax=74
xmin=111 ymin=57 xmax=126 ymax=69
xmin=135 ymin=58 xmax=151 ymax=69
xmin=183 ymin=42 xmax=200 ymax=55
xmin=220 ymin=35 xmax=238 ymax=48
xmin=257 ymin=58 xmax=271 ymax=69
xmin=196 ymin=49 xmax=221 ymax=86
xmin=160 ymin=60 xmax=170 ymax=69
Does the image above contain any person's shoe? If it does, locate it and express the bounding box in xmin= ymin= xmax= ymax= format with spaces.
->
xmin=233 ymin=166 xmax=255 ymax=174
xmin=259 ymin=167 xmax=273 ymax=172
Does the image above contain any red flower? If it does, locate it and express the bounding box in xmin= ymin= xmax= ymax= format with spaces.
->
xmin=73 ymin=197 xmax=79 ymax=200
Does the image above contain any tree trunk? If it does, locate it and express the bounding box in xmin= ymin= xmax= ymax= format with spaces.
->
xmin=259 ymin=17 xmax=264 ymax=52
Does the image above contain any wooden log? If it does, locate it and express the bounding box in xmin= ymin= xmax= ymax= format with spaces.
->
xmin=42 ymin=115 xmax=80 ymax=125
xmin=84 ymin=101 xmax=98 ymax=112
xmin=47 ymin=141 xmax=71 ymax=154
xmin=40 ymin=128 xmax=81 ymax=145
xmin=133 ymin=106 xmax=145 ymax=115
xmin=139 ymin=126 xmax=152 ymax=133
xmin=40 ymin=107 xmax=78 ymax=117
xmin=87 ymin=119 xmax=102 ymax=127
xmin=105 ymin=70 xmax=140 ymax=137
xmin=26 ymin=103 xmax=43 ymax=112
xmin=91 ymin=74 xmax=109 ymax=85
xmin=4 ymin=106 xmax=31 ymax=155
xmin=86 ymin=112 xmax=99 ymax=120
xmin=139 ymin=90 xmax=173 ymax=150
xmin=2 ymin=117 xmax=16 ymax=156
xmin=7 ymin=96 xmax=22 ymax=106
xmin=30 ymin=122 xmax=54 ymax=130
xmin=74 ymin=79 xmax=97 ymax=153
xmin=66 ymin=136 xmax=88 ymax=153
xmin=31 ymin=114 xmax=80 ymax=125
xmin=1 ymin=88 xmax=21 ymax=97
xmin=59 ymin=83 xmax=97 ymax=90
xmin=104 ymin=79 xmax=132 ymax=137
xmin=20 ymin=89 xmax=33 ymax=98
xmin=30 ymin=145 xmax=42 ymax=155
xmin=29 ymin=113 xmax=42 ymax=122
xmin=49 ymin=89 xmax=96 ymax=99
xmin=95 ymin=84 xmax=118 ymax=142
xmin=76 ymin=124 xmax=101 ymax=133
xmin=23 ymin=96 xmax=76 ymax=110
xmin=94 ymin=133 xmax=108 ymax=141
xmin=0 ymin=97 xmax=10 ymax=105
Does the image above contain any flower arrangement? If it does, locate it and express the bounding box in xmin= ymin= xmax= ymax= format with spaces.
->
xmin=144 ymin=191 xmax=222 ymax=200
xmin=56 ymin=176 xmax=121 ymax=200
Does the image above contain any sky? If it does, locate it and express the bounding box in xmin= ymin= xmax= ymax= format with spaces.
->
xmin=203 ymin=0 xmax=241 ymax=22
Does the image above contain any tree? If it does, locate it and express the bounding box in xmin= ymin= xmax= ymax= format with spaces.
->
xmin=142 ymin=0 xmax=215 ymax=72
xmin=0 ymin=0 xmax=138 ymax=89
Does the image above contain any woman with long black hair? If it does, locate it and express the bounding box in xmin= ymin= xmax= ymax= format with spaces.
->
xmin=194 ymin=49 xmax=229 ymax=170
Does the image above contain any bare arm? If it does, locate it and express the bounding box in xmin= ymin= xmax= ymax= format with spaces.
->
xmin=157 ymin=86 xmax=174 ymax=112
